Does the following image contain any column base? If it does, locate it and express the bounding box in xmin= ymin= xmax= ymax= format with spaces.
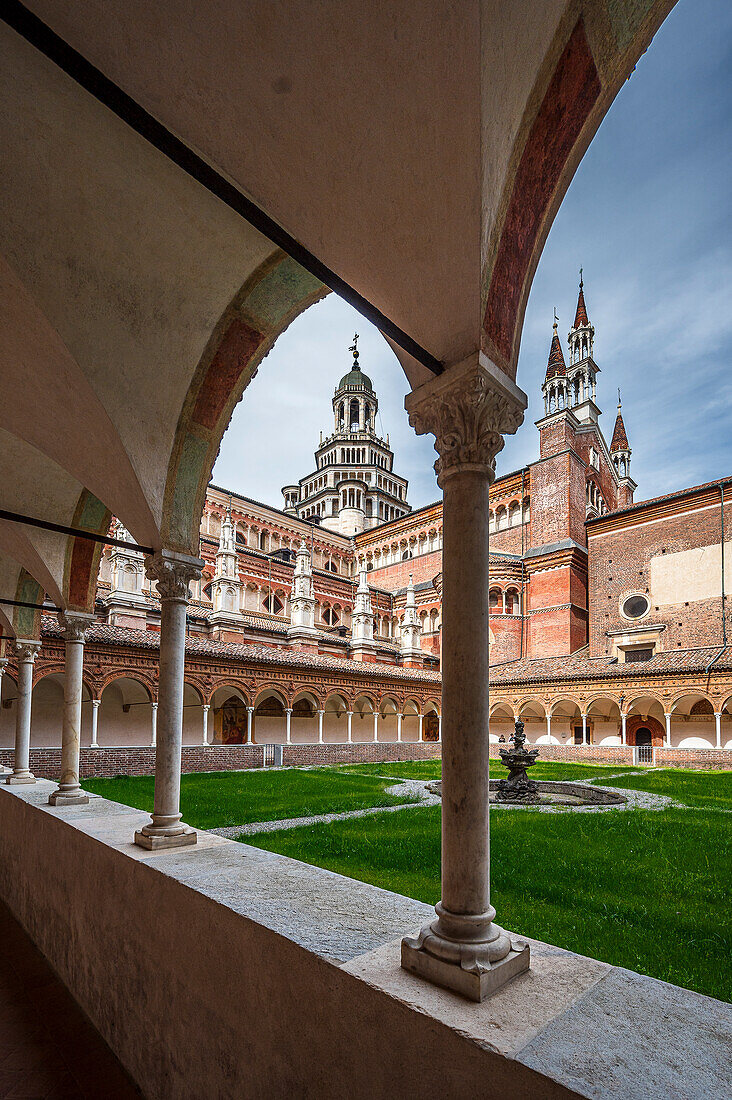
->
xmin=6 ymin=773 xmax=35 ymax=785
xmin=48 ymin=789 xmax=89 ymax=806
xmin=134 ymin=826 xmax=197 ymax=851
xmin=401 ymin=922 xmax=529 ymax=1003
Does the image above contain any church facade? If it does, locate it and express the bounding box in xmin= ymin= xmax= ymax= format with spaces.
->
xmin=2 ymin=280 xmax=732 ymax=764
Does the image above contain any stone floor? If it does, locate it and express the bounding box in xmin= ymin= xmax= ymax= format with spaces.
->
xmin=0 ymin=899 xmax=141 ymax=1099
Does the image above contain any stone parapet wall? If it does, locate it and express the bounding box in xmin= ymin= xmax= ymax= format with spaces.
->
xmin=654 ymin=747 xmax=732 ymax=770
xmin=0 ymin=742 xmax=442 ymax=779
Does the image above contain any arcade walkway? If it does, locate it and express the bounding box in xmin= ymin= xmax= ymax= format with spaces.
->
xmin=0 ymin=900 xmax=140 ymax=1099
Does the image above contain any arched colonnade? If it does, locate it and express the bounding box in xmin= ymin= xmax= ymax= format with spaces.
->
xmin=489 ymin=690 xmax=732 ymax=750
xmin=0 ymin=664 xmax=440 ymax=750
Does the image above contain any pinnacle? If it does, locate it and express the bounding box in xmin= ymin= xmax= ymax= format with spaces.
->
xmin=545 ymin=322 xmax=566 ymax=380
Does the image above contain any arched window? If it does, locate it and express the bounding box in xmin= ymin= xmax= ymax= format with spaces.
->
xmin=349 ymin=399 xmax=359 ymax=431
xmin=323 ymin=607 xmax=340 ymax=626
xmin=262 ymin=593 xmax=284 ymax=614
xmin=259 ymin=530 xmax=268 ymax=551
xmin=489 ymin=588 xmax=502 ymax=612
xmin=505 ymin=588 xmax=520 ymax=615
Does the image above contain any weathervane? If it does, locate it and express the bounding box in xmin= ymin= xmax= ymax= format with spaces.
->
xmin=349 ymin=333 xmax=360 ymax=366
xmin=553 ymin=307 xmax=559 ymax=328
xmin=617 ymin=387 xmax=622 ymax=408
xmin=579 ymin=266 xmax=583 ymax=287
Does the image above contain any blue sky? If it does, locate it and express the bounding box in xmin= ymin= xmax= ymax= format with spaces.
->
xmin=214 ymin=0 xmax=732 ymax=511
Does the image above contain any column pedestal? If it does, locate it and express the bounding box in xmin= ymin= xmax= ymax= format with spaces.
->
xmin=6 ymin=642 xmax=40 ymax=785
xmin=135 ymin=550 xmax=202 ymax=851
xmin=401 ymin=352 xmax=528 ymax=1001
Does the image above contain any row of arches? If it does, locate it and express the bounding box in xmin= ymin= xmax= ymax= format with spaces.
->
xmin=489 ymin=691 xmax=732 ymax=750
xmin=0 ymin=673 xmax=440 ymax=749
xmin=358 ymin=527 xmax=443 ymax=570
xmin=489 ymin=498 xmax=529 ymax=533
xmin=490 ymin=587 xmax=521 ymax=615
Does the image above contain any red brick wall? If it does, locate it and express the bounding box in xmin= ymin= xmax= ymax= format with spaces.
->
xmin=489 ymin=615 xmax=523 ymax=662
xmin=5 ymin=743 xmax=442 ymax=779
xmin=367 ymin=551 xmax=441 ymax=592
xmin=525 ymin=744 xmax=633 ymax=765
xmin=489 ymin=524 xmax=528 ymax=556
xmin=587 ymin=498 xmax=732 ymax=657
xmin=654 ymin=747 xmax=732 ymax=770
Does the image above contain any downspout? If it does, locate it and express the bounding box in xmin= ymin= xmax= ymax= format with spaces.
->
xmin=704 ymin=481 xmax=728 ymax=688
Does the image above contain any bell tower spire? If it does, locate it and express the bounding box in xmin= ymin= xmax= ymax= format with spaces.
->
xmin=566 ymin=271 xmax=599 ymax=421
xmin=541 ymin=312 xmax=567 ymax=416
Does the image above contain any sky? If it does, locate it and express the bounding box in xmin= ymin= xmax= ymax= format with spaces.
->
xmin=213 ymin=0 xmax=732 ymax=511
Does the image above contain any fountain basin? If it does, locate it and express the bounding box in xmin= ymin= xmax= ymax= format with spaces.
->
xmin=425 ymin=779 xmax=626 ymax=808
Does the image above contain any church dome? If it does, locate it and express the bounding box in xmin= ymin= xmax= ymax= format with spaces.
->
xmin=337 ymin=365 xmax=374 ymax=393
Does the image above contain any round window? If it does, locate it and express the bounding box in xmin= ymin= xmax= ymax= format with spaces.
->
xmin=622 ymin=594 xmax=649 ymax=620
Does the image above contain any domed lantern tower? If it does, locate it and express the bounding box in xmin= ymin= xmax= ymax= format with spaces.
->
xmin=282 ymin=335 xmax=410 ymax=535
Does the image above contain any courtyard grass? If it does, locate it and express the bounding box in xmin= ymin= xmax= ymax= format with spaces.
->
xmin=589 ymin=768 xmax=732 ymax=811
xmin=342 ymin=759 xmax=646 ymax=783
xmin=82 ymin=768 xmax=417 ymax=830
xmin=248 ymin=802 xmax=732 ymax=1003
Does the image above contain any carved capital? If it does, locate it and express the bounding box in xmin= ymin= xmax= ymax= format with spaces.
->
xmin=59 ymin=611 xmax=96 ymax=644
xmin=406 ymin=353 xmax=526 ymax=486
xmin=145 ymin=550 xmax=203 ymax=602
xmin=13 ymin=639 xmax=41 ymax=663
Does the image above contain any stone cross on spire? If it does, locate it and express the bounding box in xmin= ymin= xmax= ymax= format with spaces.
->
xmin=349 ymin=333 xmax=360 ymax=367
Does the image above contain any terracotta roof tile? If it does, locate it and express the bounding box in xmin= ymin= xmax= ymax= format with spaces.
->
xmin=610 ymin=410 xmax=629 ymax=452
xmin=573 ymin=282 xmax=589 ymax=327
xmin=545 ymin=325 xmax=566 ymax=380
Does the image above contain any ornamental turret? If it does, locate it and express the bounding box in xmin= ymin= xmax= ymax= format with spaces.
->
xmin=542 ymin=313 xmax=567 ymax=416
xmin=350 ymin=567 xmax=376 ymax=661
xmin=399 ymin=574 xmax=423 ymax=665
xmin=210 ymin=499 xmax=244 ymax=633
xmin=105 ymin=520 xmax=147 ymax=628
xmin=288 ymin=540 xmax=318 ymax=648
xmin=610 ymin=392 xmax=636 ymax=508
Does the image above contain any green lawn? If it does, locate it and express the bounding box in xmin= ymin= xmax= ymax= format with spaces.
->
xmin=82 ymin=768 xmax=417 ymax=830
xmin=249 ymin=802 xmax=732 ymax=1003
xmin=590 ymin=768 xmax=732 ymax=811
xmin=342 ymin=759 xmax=645 ymax=783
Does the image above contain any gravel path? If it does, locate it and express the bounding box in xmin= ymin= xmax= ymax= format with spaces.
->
xmin=209 ymin=773 xmax=682 ymax=838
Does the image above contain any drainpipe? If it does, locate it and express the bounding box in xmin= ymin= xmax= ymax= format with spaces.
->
xmin=704 ymin=481 xmax=728 ymax=689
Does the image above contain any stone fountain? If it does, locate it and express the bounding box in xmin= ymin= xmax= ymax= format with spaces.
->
xmin=495 ymin=719 xmax=541 ymax=804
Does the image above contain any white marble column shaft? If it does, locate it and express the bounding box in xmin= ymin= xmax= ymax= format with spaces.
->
xmin=346 ymin=711 xmax=353 ymax=743
xmin=7 ymin=641 xmax=40 ymax=784
xmin=91 ymin=698 xmax=100 ymax=747
xmin=397 ymin=713 xmax=402 ymax=742
xmin=151 ymin=702 xmax=158 ymax=747
xmin=621 ymin=714 xmax=627 ymax=745
xmin=49 ymin=613 xmax=95 ymax=805
xmin=202 ymin=705 xmax=210 ymax=746
xmin=285 ymin=708 xmax=292 ymax=744
xmin=317 ymin=709 xmax=324 ymax=743
xmin=0 ymin=660 xmax=8 ymax=773
xmin=401 ymin=352 xmax=528 ymax=1001
xmin=714 ymin=712 xmax=721 ymax=749
xmin=246 ymin=706 xmax=254 ymax=743
xmin=135 ymin=550 xmax=202 ymax=850
xmin=582 ymin=713 xmax=588 ymax=746
xmin=373 ymin=712 xmax=379 ymax=742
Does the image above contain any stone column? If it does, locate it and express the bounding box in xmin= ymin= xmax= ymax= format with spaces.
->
xmin=285 ymin=708 xmax=292 ymax=744
xmin=91 ymin=698 xmax=100 ymax=747
xmin=665 ymin=713 xmax=671 ymax=746
xmin=7 ymin=640 xmax=40 ymax=784
xmin=0 ymin=659 xmax=9 ymax=773
xmin=202 ymin=704 xmax=210 ymax=746
xmin=714 ymin=712 xmax=721 ymax=749
xmin=317 ymin=709 xmax=324 ymax=743
xmin=246 ymin=706 xmax=254 ymax=743
xmin=546 ymin=714 xmax=552 ymax=742
xmin=346 ymin=711 xmax=353 ymax=743
xmin=373 ymin=712 xmax=379 ymax=742
xmin=397 ymin=713 xmax=402 ymax=742
xmin=438 ymin=715 xmax=442 ymax=742
xmin=135 ymin=550 xmax=202 ymax=850
xmin=402 ymin=352 xmax=529 ymax=1001
xmin=418 ymin=714 xmax=424 ymax=741
xmin=49 ymin=612 xmax=96 ymax=806
xmin=150 ymin=702 xmax=158 ymax=747
xmin=582 ymin=713 xmax=588 ymax=746
xmin=621 ymin=713 xmax=627 ymax=745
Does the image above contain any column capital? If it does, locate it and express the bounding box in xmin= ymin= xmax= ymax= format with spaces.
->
xmin=13 ymin=639 xmax=41 ymax=662
xmin=246 ymin=705 xmax=254 ymax=713
xmin=405 ymin=352 xmax=527 ymax=486
xmin=58 ymin=610 xmax=96 ymax=643
xmin=92 ymin=698 xmax=101 ymax=708
xmin=145 ymin=549 xmax=203 ymax=601
xmin=0 ymin=657 xmax=8 ymax=670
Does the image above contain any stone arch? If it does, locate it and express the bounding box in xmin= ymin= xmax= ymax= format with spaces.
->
xmin=586 ymin=695 xmax=622 ymax=746
xmin=489 ymin=700 xmax=515 ymax=744
xmin=98 ymin=675 xmax=156 ymax=748
xmin=626 ymin=714 xmax=665 ymax=748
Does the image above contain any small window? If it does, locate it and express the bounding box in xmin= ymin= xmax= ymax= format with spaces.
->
xmin=262 ymin=594 xmax=284 ymax=615
xmin=625 ymin=647 xmax=653 ymax=663
xmin=622 ymin=594 xmax=649 ymax=620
